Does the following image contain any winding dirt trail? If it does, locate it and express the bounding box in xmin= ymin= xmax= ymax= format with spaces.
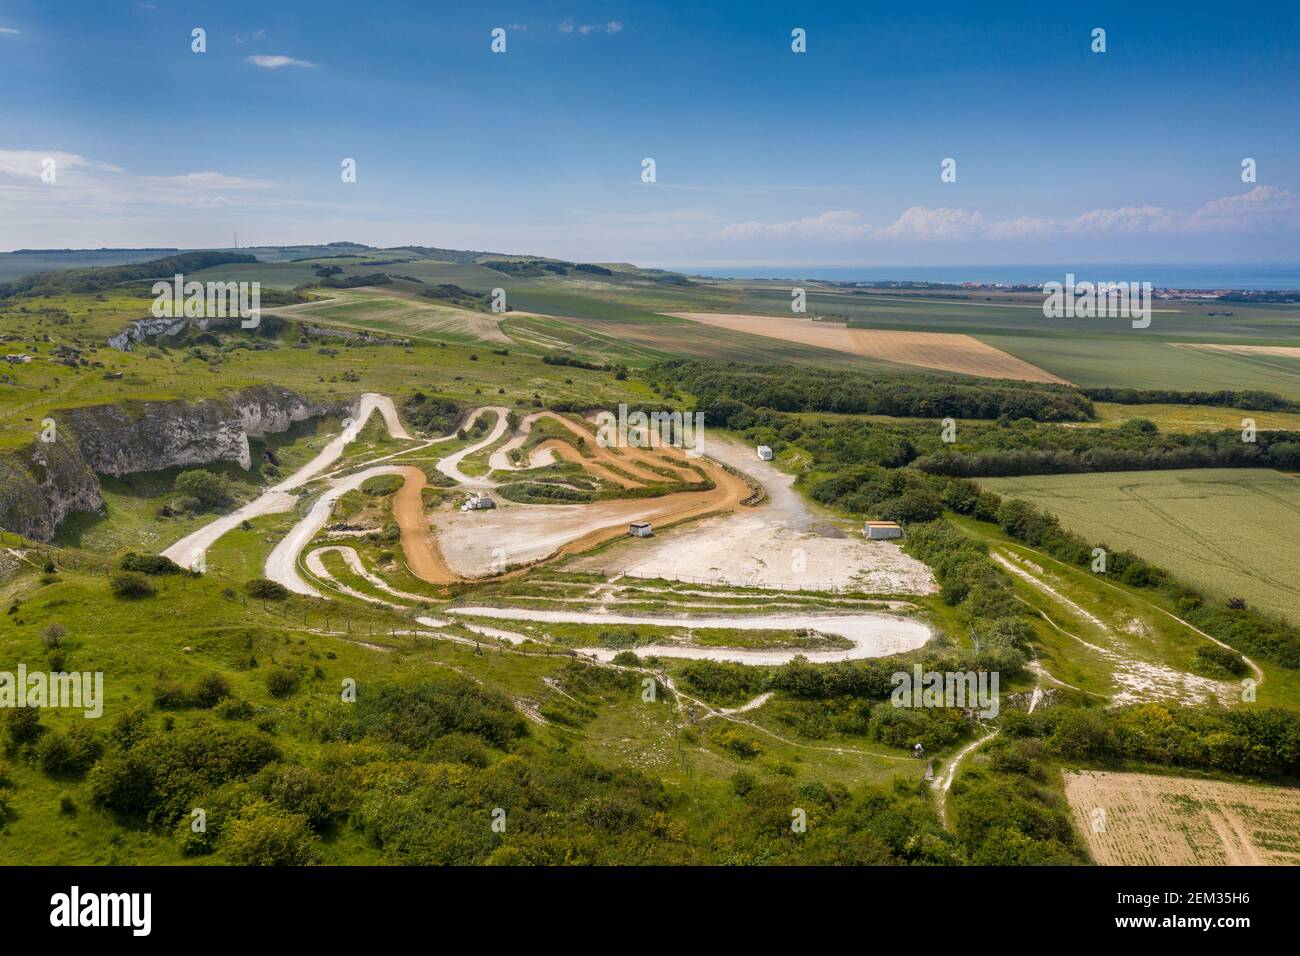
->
xmin=390 ymin=465 xmax=459 ymax=584
xmin=445 ymin=605 xmax=931 ymax=663
xmin=932 ymin=730 xmax=998 ymax=825
xmin=306 ymin=545 xmax=435 ymax=604
xmin=486 ymin=410 xmax=692 ymax=486
xmin=435 ymin=406 xmax=509 ymax=486
xmin=161 ymin=393 xmax=412 ymax=567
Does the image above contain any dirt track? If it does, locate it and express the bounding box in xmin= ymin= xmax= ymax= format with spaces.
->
xmin=390 ymin=465 xmax=459 ymax=583
xmin=162 ymin=393 xmax=410 ymax=568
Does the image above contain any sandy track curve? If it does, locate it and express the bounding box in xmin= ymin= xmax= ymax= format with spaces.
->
xmin=445 ymin=606 xmax=931 ymax=664
xmin=435 ymin=406 xmax=509 ymax=486
xmin=390 ymin=466 xmax=458 ymax=584
xmin=161 ymin=393 xmax=411 ymax=566
xmin=485 ymin=410 xmax=690 ymax=486
xmin=306 ymin=545 xmax=437 ymax=604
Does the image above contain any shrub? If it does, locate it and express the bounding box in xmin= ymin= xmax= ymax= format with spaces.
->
xmin=36 ymin=725 xmax=102 ymax=776
xmin=335 ymin=677 xmax=527 ymax=750
xmin=221 ymin=801 xmax=319 ymax=866
xmin=191 ymin=673 xmax=233 ymax=708
xmin=215 ymin=698 xmax=255 ymax=720
xmin=109 ymin=571 xmax=155 ymax=599
xmin=40 ymin=623 xmax=66 ymax=647
xmin=120 ymin=552 xmax=184 ymax=576
xmin=87 ymin=725 xmax=281 ymax=825
xmin=155 ymin=673 xmax=232 ymax=709
xmin=4 ymin=707 xmax=42 ymax=746
xmin=265 ymin=667 xmax=300 ymax=698
xmin=173 ymin=469 xmax=235 ymax=510
xmin=1194 ymin=644 xmax=1249 ymax=678
xmin=360 ymin=474 xmax=404 ymax=496
xmin=245 ymin=578 xmax=288 ymax=601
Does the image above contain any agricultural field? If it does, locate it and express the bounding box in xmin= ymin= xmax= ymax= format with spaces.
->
xmin=1090 ymin=402 xmax=1300 ymax=432
xmin=980 ymin=469 xmax=1300 ymax=621
xmin=665 ymin=312 xmax=1067 ymax=382
xmin=39 ymin=249 xmax=1291 ymax=400
xmin=1064 ymin=770 xmax=1300 ymax=865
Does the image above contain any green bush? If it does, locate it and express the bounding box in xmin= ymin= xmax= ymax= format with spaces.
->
xmin=109 ymin=571 xmax=155 ymax=599
xmin=360 ymin=474 xmax=405 ymax=496
xmin=173 ymin=469 xmax=235 ymax=510
xmin=120 ymin=552 xmax=185 ymax=576
xmin=245 ymin=578 xmax=288 ymax=601
xmin=87 ymin=725 xmax=281 ymax=825
xmin=36 ymin=725 xmax=102 ymax=776
xmin=265 ymin=666 xmax=300 ymax=699
xmin=221 ymin=801 xmax=319 ymax=865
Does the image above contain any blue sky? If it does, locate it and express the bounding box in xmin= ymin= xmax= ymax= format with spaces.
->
xmin=2 ymin=0 xmax=1299 ymax=267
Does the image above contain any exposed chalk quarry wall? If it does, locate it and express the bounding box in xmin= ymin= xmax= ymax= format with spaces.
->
xmin=0 ymin=385 xmax=339 ymax=542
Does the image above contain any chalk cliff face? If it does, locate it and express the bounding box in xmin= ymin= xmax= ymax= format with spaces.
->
xmin=0 ymin=386 xmax=338 ymax=542
xmin=0 ymin=432 xmax=103 ymax=543
xmin=105 ymin=317 xmax=189 ymax=352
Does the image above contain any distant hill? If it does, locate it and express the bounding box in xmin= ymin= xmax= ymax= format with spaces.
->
xmin=0 ymin=250 xmax=258 ymax=298
xmin=0 ymin=243 xmax=694 ymax=289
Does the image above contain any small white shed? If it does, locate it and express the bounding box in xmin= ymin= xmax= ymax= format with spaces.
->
xmin=864 ymin=520 xmax=902 ymax=540
xmin=756 ymin=445 xmax=774 ymax=461
xmin=629 ymin=521 xmax=653 ymax=537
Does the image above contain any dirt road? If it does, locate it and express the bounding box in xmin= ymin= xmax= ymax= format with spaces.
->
xmin=435 ymin=406 xmax=509 ymax=486
xmin=161 ymin=392 xmax=411 ymax=567
xmin=445 ymin=605 xmax=931 ymax=663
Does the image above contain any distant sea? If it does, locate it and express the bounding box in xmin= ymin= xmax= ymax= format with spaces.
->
xmin=682 ymin=263 xmax=1300 ymax=291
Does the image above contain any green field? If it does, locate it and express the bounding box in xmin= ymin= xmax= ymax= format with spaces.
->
xmin=981 ymin=468 xmax=1300 ymax=620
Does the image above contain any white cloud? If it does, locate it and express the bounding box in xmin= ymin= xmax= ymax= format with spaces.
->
xmin=235 ymin=29 xmax=267 ymax=45
xmin=1191 ymin=185 xmax=1299 ymax=230
xmin=560 ymin=19 xmax=624 ymax=35
xmin=143 ymin=171 xmax=274 ymax=190
xmin=246 ymin=54 xmax=317 ymax=69
xmin=719 ymin=188 xmax=1300 ymax=243
xmin=876 ymin=206 xmax=987 ymax=239
xmin=721 ymin=210 xmax=872 ymax=241
xmin=0 ymin=27 xmax=21 ymax=35
xmin=0 ymin=149 xmax=279 ymax=223
xmin=0 ymin=150 xmax=122 ymax=178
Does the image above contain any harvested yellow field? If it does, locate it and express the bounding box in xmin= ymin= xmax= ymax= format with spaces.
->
xmin=1063 ymin=770 xmax=1300 ymax=866
xmin=1172 ymin=342 xmax=1300 ymax=359
xmin=665 ymin=312 xmax=1068 ymax=383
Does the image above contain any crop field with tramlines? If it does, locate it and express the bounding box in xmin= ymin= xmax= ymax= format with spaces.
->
xmin=981 ymin=469 xmax=1300 ymax=621
xmin=1064 ymin=770 xmax=1300 ymax=866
